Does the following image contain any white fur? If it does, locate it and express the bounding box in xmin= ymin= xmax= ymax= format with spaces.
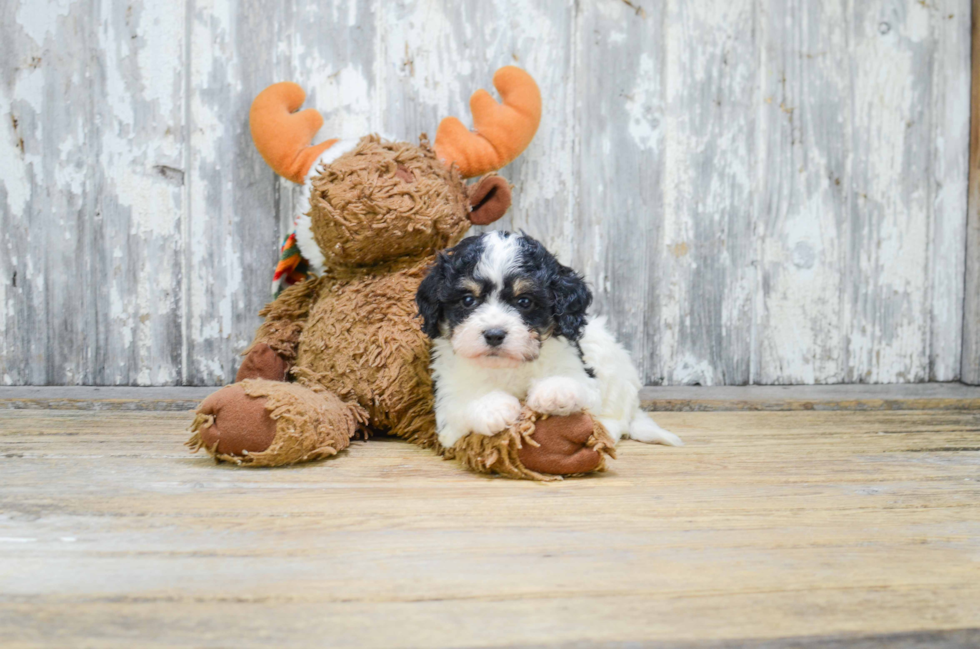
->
xmin=293 ymin=213 xmax=326 ymax=275
xmin=450 ymin=301 xmax=539 ymax=367
xmin=466 ymin=391 xmax=523 ymax=436
xmin=433 ymin=318 xmax=682 ymax=448
xmin=474 ymin=231 xmax=521 ymax=287
xmin=579 ymin=317 xmax=684 ymax=447
xmin=432 ymin=335 xmax=601 ymax=447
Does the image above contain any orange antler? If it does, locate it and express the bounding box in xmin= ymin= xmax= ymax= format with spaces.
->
xmin=249 ymin=82 xmax=338 ymax=184
xmin=434 ymin=67 xmax=541 ymax=178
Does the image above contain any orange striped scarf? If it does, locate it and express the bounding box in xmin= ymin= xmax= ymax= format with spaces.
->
xmin=271 ymin=229 xmax=310 ymax=297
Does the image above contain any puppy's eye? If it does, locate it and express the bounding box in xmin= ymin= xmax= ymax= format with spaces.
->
xmin=461 ymin=295 xmax=477 ymax=308
xmin=516 ymin=296 xmax=532 ymax=310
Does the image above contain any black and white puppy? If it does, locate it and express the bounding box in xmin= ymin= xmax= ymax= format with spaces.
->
xmin=416 ymin=231 xmax=682 ymax=449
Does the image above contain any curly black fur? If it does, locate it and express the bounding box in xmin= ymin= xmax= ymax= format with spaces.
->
xmin=514 ymin=234 xmax=592 ymax=341
xmin=415 ymin=236 xmax=486 ymax=339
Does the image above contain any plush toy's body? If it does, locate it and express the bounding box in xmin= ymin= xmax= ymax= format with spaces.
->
xmin=187 ymin=68 xmax=616 ymax=479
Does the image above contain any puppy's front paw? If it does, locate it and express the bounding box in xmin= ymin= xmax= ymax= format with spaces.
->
xmin=468 ymin=391 xmax=523 ymax=436
xmin=527 ymin=377 xmax=593 ymax=417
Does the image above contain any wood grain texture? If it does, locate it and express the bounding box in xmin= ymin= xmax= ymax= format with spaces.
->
xmin=638 ymin=381 xmax=980 ymax=411
xmin=963 ymin=0 xmax=980 ymax=385
xmin=846 ymin=0 xmax=936 ymax=383
xmin=575 ymin=0 xmax=664 ymax=385
xmin=931 ymin=0 xmax=972 ymax=382
xmin=758 ymin=0 xmax=972 ymax=385
xmin=658 ymin=0 xmax=758 ymax=386
xmin=183 ymin=0 xmax=288 ymax=385
xmin=0 ymin=0 xmax=973 ymax=386
xmin=4 ymin=382 xmax=980 ymax=411
xmin=757 ymin=0 xmax=850 ymax=384
xmin=1 ymin=0 xmax=187 ymax=385
xmin=1 ymin=407 xmax=979 ymax=646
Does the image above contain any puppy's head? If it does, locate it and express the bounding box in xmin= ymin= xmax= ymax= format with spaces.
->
xmin=416 ymin=231 xmax=592 ymax=368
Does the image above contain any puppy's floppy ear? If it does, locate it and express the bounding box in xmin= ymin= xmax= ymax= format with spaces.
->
xmin=550 ymin=261 xmax=592 ymax=342
xmin=416 ymin=252 xmax=450 ymax=338
xmin=468 ymin=175 xmax=511 ymax=226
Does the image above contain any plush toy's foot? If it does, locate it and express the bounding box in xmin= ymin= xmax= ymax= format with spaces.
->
xmin=236 ymin=343 xmax=290 ymax=382
xmin=518 ymin=412 xmax=615 ymax=475
xmin=451 ymin=408 xmax=616 ymax=481
xmin=186 ymin=379 xmax=367 ymax=467
xmin=191 ymin=384 xmax=279 ymax=456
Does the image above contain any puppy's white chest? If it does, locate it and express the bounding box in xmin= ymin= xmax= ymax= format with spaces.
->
xmin=450 ymin=358 xmax=535 ymax=400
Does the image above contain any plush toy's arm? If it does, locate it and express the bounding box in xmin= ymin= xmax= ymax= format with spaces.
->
xmin=446 ymin=409 xmax=616 ymax=481
xmin=237 ymin=276 xmax=325 ymax=382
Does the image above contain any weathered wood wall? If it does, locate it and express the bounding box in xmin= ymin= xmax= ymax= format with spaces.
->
xmin=0 ymin=0 xmax=972 ymax=386
xmin=963 ymin=0 xmax=980 ymax=385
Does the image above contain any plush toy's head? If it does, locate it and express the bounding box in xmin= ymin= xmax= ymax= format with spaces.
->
xmin=305 ymin=136 xmax=497 ymax=269
xmin=249 ymin=67 xmax=541 ymax=280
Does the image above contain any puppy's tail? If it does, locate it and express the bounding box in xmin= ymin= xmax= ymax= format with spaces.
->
xmin=629 ymin=411 xmax=684 ymax=446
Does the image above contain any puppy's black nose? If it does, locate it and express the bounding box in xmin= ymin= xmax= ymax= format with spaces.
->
xmin=483 ymin=329 xmax=507 ymax=347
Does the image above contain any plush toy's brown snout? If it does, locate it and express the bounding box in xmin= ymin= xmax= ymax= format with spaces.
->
xmin=468 ymin=175 xmax=511 ymax=226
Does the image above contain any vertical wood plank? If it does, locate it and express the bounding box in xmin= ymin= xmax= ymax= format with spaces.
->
xmin=756 ymin=0 xmax=851 ymax=384
xmin=0 ymin=0 xmax=86 ymax=385
xmin=963 ymin=0 xmax=980 ymax=384
xmin=184 ymin=0 xmax=287 ymax=385
xmin=845 ymin=0 xmax=942 ymax=383
xmin=928 ymin=0 xmax=971 ymax=381
xmin=653 ymin=0 xmax=758 ymax=385
xmin=0 ymin=0 xmax=186 ymax=385
xmin=98 ymin=0 xmax=187 ymax=385
xmin=575 ymin=0 xmax=665 ymax=384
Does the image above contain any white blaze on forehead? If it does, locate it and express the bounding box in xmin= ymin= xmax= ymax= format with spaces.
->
xmin=475 ymin=232 xmax=522 ymax=291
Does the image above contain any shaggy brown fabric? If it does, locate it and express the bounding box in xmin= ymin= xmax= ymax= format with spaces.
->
xmin=247 ymin=276 xmax=326 ymax=362
xmin=448 ymin=408 xmax=616 ymax=480
xmin=467 ymin=175 xmax=511 ymax=226
xmin=292 ymin=257 xmax=441 ymax=449
xmin=236 ymin=343 xmax=290 ymax=382
xmin=187 ymin=379 xmax=367 ymax=467
xmin=308 ymin=136 xmax=470 ymax=269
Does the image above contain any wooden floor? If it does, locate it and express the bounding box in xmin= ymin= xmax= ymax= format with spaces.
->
xmin=2 ymin=396 xmax=980 ymax=647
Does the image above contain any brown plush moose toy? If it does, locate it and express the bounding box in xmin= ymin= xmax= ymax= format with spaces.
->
xmin=186 ymin=67 xmax=616 ymax=479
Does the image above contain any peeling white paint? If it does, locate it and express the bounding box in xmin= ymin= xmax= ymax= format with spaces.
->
xmin=0 ymin=0 xmax=972 ymax=386
xmin=15 ymin=0 xmax=72 ymax=45
xmin=0 ymin=85 xmax=30 ymax=216
xmin=626 ymin=53 xmax=661 ymax=152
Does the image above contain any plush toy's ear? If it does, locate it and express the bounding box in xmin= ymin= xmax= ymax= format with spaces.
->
xmin=468 ymin=175 xmax=511 ymax=226
xmin=415 ymin=253 xmax=449 ymax=338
